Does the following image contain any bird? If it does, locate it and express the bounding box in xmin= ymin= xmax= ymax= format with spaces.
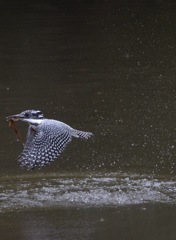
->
xmin=6 ymin=110 xmax=93 ymax=170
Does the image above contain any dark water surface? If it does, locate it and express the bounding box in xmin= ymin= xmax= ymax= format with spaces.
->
xmin=1 ymin=204 xmax=176 ymax=240
xmin=1 ymin=0 xmax=176 ymax=239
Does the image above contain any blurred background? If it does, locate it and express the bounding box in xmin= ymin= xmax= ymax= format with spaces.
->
xmin=1 ymin=1 xmax=176 ymax=239
xmin=1 ymin=0 xmax=176 ymax=175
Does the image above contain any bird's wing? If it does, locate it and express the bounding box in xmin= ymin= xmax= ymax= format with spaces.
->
xmin=18 ymin=124 xmax=72 ymax=169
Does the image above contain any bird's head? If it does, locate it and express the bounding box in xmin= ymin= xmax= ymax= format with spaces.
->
xmin=6 ymin=110 xmax=44 ymax=125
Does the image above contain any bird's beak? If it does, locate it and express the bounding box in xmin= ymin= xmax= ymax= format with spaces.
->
xmin=6 ymin=113 xmax=24 ymax=121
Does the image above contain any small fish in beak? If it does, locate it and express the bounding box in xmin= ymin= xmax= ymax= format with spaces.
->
xmin=6 ymin=116 xmax=23 ymax=144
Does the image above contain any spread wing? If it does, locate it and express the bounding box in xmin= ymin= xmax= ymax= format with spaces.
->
xmin=18 ymin=124 xmax=72 ymax=169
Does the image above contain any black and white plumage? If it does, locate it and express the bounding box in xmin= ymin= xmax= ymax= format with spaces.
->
xmin=7 ymin=110 xmax=93 ymax=170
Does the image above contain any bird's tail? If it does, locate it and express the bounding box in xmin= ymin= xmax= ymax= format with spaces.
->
xmin=72 ymin=129 xmax=93 ymax=139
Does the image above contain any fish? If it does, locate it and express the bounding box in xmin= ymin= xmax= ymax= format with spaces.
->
xmin=7 ymin=118 xmax=23 ymax=144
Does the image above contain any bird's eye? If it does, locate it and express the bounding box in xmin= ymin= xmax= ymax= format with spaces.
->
xmin=25 ymin=113 xmax=29 ymax=118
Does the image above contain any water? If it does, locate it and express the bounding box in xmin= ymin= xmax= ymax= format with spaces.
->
xmin=0 ymin=172 xmax=176 ymax=212
xmin=1 ymin=172 xmax=176 ymax=240
xmin=0 ymin=0 xmax=176 ymax=239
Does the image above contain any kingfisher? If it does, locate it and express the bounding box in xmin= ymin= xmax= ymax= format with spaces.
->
xmin=6 ymin=110 xmax=93 ymax=170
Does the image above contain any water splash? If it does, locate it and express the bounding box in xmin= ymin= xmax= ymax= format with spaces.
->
xmin=0 ymin=172 xmax=176 ymax=212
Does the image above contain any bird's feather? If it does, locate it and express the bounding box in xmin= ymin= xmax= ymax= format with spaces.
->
xmin=18 ymin=120 xmax=72 ymax=169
